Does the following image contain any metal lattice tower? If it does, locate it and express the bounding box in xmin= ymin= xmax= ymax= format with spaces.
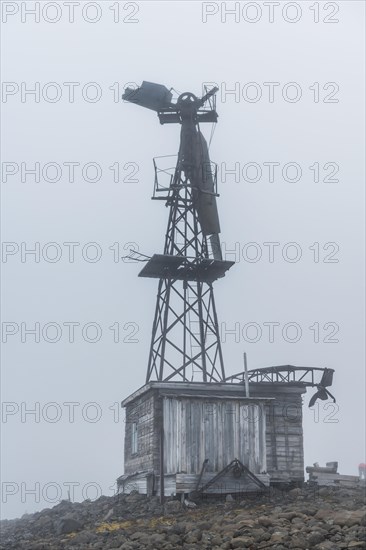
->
xmin=123 ymin=83 xmax=234 ymax=383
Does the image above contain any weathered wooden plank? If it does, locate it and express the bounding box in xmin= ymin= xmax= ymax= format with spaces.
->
xmin=310 ymin=473 xmax=359 ymax=481
xmin=176 ymin=472 xmax=270 ymax=493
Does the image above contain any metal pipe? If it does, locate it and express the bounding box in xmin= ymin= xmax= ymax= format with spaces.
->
xmin=244 ymin=352 xmax=250 ymax=397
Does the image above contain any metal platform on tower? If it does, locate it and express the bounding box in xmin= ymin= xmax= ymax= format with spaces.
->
xmin=138 ymin=254 xmax=234 ymax=283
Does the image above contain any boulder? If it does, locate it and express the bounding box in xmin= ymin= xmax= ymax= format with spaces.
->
xmin=289 ymin=535 xmax=308 ymax=548
xmin=257 ymin=515 xmax=273 ymax=527
xmin=313 ymin=541 xmax=339 ymax=550
xmin=68 ymin=529 xmax=98 ymax=545
xmin=184 ymin=528 xmax=202 ymax=543
xmin=231 ymin=536 xmax=255 ymax=548
xmin=55 ymin=516 xmax=82 ymax=535
xmin=333 ymin=511 xmax=365 ymax=527
xmin=164 ymin=500 xmax=181 ymax=515
xmin=307 ymin=531 xmax=327 ymax=546
xmin=270 ymin=530 xmax=289 ymax=543
xmin=289 ymin=488 xmax=303 ymax=498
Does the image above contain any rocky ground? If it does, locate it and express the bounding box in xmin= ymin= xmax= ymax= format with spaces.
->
xmin=1 ymin=485 xmax=365 ymax=549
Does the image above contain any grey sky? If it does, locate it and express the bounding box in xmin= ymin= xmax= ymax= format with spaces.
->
xmin=1 ymin=0 xmax=365 ymax=519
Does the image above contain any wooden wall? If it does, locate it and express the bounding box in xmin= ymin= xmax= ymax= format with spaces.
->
xmin=162 ymin=397 xmax=266 ymax=475
xmin=251 ymin=385 xmax=305 ymax=483
xmin=124 ymin=392 xmax=158 ymax=474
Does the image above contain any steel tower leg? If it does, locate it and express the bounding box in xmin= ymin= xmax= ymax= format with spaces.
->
xmin=145 ymin=181 xmax=226 ymax=383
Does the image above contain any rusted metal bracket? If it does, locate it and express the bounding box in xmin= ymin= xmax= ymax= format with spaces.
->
xmin=225 ymin=366 xmax=336 ymax=407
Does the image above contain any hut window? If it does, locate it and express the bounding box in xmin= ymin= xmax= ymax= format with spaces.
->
xmin=131 ymin=422 xmax=138 ymax=454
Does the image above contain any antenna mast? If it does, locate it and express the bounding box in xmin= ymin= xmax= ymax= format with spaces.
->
xmin=123 ymin=82 xmax=234 ymax=383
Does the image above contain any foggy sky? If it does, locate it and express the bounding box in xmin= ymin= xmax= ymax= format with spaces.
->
xmin=1 ymin=0 xmax=365 ymax=519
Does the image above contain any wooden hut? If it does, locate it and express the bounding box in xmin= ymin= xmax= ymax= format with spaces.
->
xmin=118 ymin=378 xmax=307 ymax=496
